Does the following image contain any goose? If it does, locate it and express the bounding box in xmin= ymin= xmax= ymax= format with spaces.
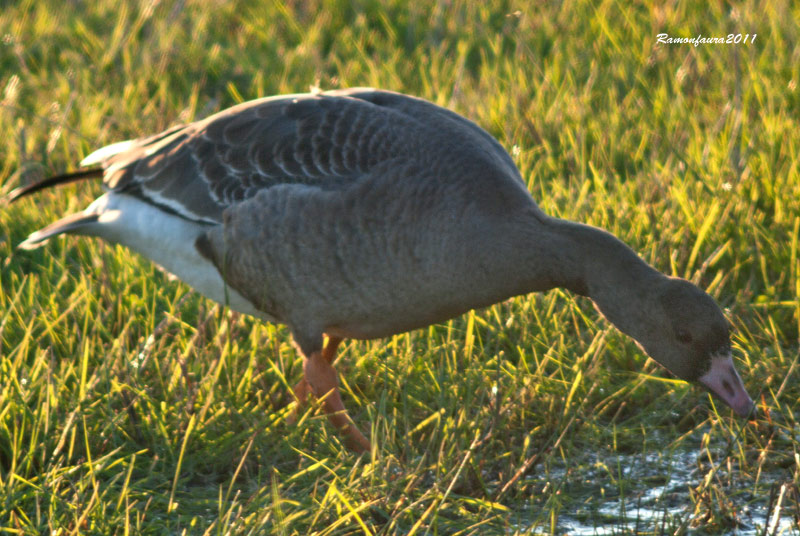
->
xmin=6 ymin=88 xmax=754 ymax=453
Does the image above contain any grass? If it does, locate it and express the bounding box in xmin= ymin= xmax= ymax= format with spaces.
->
xmin=1 ymin=0 xmax=799 ymax=533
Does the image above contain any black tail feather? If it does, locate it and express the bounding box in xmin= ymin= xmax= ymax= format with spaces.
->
xmin=4 ymin=168 xmax=104 ymax=204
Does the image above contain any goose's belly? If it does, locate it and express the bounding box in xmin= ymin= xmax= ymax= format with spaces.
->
xmin=324 ymin=300 xmax=478 ymax=340
xmin=322 ymin=264 xmax=513 ymax=340
xmin=312 ymin=240 xmax=508 ymax=340
xmin=86 ymin=193 xmax=274 ymax=321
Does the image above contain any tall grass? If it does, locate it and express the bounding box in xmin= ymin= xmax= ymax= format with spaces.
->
xmin=1 ymin=0 xmax=798 ymax=533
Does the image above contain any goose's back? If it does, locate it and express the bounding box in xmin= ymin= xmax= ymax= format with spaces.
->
xmin=98 ymin=89 xmax=530 ymax=222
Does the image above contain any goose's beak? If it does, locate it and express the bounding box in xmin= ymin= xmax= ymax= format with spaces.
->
xmin=698 ymin=353 xmax=755 ymax=417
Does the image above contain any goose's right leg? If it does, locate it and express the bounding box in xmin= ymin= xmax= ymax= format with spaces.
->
xmin=288 ymin=336 xmax=371 ymax=453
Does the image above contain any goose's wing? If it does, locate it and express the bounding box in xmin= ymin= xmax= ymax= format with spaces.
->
xmin=89 ymin=88 xmax=502 ymax=226
xmin=334 ymin=89 xmax=522 ymax=183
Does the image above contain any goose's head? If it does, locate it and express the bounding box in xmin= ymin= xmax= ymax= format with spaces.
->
xmin=637 ymin=278 xmax=754 ymax=417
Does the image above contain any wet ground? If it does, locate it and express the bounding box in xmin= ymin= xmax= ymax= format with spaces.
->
xmin=511 ymin=432 xmax=799 ymax=534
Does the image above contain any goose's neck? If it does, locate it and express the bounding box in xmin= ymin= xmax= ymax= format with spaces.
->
xmin=512 ymin=214 xmax=666 ymax=340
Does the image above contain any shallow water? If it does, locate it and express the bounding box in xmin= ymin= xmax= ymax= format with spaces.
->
xmin=514 ymin=439 xmax=798 ymax=535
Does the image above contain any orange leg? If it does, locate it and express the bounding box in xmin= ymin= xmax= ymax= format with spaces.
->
xmin=289 ymin=336 xmax=341 ymax=417
xmin=288 ymin=336 xmax=371 ymax=453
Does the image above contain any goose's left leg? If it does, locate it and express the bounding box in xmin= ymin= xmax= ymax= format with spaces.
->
xmin=290 ymin=336 xmax=371 ymax=453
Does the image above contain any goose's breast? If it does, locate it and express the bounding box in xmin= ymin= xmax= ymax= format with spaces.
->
xmin=286 ymin=193 xmax=511 ymax=338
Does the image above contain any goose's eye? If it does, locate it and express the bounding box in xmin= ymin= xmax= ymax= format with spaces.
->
xmin=676 ymin=329 xmax=692 ymax=344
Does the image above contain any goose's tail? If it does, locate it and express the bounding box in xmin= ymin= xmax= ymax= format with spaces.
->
xmin=4 ymin=168 xmax=105 ymax=249
xmin=17 ymin=212 xmax=100 ymax=250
